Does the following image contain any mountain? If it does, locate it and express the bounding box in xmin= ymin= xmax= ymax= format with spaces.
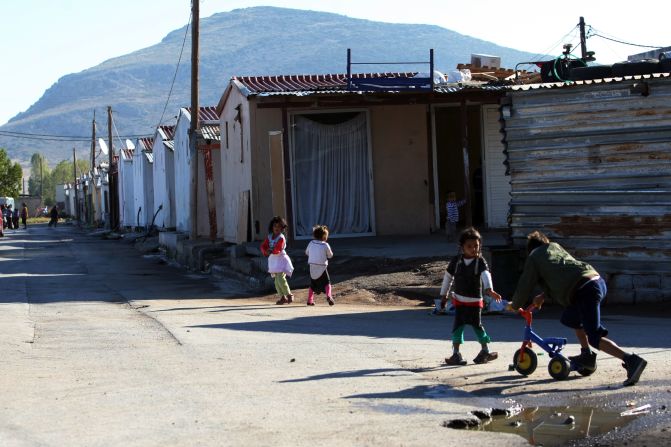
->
xmin=0 ymin=6 xmax=536 ymax=165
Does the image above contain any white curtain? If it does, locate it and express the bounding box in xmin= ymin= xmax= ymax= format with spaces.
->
xmin=292 ymin=112 xmax=372 ymax=236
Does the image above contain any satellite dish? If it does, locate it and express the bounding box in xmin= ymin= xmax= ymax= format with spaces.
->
xmin=125 ymin=139 xmax=135 ymax=150
xmin=98 ymin=138 xmax=109 ymax=155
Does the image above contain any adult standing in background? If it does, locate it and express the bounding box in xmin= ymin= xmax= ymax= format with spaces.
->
xmin=20 ymin=203 xmax=28 ymax=229
xmin=48 ymin=205 xmax=59 ymax=227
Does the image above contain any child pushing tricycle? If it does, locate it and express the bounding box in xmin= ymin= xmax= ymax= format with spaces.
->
xmin=508 ymin=230 xmax=646 ymax=386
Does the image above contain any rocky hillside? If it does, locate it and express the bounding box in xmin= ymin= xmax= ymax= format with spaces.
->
xmin=0 ymin=6 xmax=535 ymax=165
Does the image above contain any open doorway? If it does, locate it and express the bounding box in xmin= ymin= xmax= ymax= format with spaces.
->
xmin=289 ymin=111 xmax=375 ymax=238
xmin=433 ymin=105 xmax=485 ymax=230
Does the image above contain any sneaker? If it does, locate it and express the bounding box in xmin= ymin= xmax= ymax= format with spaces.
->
xmin=473 ymin=351 xmax=498 ymax=364
xmin=275 ymin=296 xmax=288 ymax=305
xmin=286 ymin=294 xmax=294 ymax=304
xmin=622 ymin=354 xmax=647 ymax=386
xmin=429 ymin=308 xmax=442 ymax=316
xmin=569 ymin=350 xmax=597 ymax=370
xmin=445 ymin=353 xmax=467 ymax=366
xmin=326 ymin=296 xmax=335 ymax=306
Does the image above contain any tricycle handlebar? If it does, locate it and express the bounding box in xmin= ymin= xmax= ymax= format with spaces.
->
xmin=517 ymin=304 xmax=537 ymax=325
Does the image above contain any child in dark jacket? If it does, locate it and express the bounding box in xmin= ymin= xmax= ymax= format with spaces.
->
xmin=440 ymin=227 xmax=502 ymax=365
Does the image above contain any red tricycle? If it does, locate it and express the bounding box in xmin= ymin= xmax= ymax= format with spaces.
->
xmin=511 ymin=305 xmax=596 ymax=380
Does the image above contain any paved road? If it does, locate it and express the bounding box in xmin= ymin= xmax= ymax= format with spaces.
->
xmin=0 ymin=224 xmax=668 ymax=446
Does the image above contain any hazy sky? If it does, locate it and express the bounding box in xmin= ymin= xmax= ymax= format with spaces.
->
xmin=0 ymin=0 xmax=668 ymax=125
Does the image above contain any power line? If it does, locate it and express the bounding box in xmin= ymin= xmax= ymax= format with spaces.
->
xmin=157 ymin=13 xmax=192 ymax=129
xmin=0 ymin=130 xmax=151 ymax=142
xmin=526 ymin=25 xmax=580 ymax=63
xmin=587 ymin=27 xmax=664 ymax=49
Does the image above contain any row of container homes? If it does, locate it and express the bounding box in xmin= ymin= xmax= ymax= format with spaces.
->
xmin=69 ymin=57 xmax=670 ymax=303
xmin=64 ymin=163 xmax=112 ymax=226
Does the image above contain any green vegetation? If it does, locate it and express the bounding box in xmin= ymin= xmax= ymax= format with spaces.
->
xmin=0 ymin=148 xmax=22 ymax=197
xmin=27 ymin=152 xmax=89 ymax=205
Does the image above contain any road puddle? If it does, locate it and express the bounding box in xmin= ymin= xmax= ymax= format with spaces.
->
xmin=447 ymin=404 xmax=648 ymax=446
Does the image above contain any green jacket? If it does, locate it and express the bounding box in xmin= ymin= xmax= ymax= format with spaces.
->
xmin=511 ymin=242 xmax=599 ymax=308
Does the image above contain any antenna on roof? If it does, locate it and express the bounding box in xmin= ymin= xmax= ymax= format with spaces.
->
xmin=98 ymin=138 xmax=109 ymax=155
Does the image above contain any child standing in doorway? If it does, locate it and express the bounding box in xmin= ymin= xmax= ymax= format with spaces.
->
xmin=440 ymin=227 xmax=502 ymax=365
xmin=445 ymin=191 xmax=467 ymax=242
xmin=260 ymin=216 xmax=294 ymax=305
xmin=305 ymin=225 xmax=334 ymax=306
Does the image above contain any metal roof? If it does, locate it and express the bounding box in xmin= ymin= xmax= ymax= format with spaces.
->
xmin=158 ymin=125 xmax=175 ymax=141
xmin=510 ymin=72 xmax=671 ymax=91
xmin=138 ymin=137 xmax=154 ymax=151
xmin=121 ymin=149 xmax=134 ymax=161
xmin=225 ymin=72 xmax=513 ymax=103
xmin=200 ymin=125 xmax=220 ymax=141
xmin=233 ymin=72 xmax=431 ymax=94
xmin=184 ymin=106 xmax=219 ymax=123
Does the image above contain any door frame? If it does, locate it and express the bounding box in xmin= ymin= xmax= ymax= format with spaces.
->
xmin=288 ymin=108 xmax=376 ymax=239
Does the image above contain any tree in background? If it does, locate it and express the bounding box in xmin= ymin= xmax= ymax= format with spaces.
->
xmin=48 ymin=159 xmax=89 ymax=205
xmin=0 ymin=148 xmax=23 ymax=197
xmin=28 ymin=153 xmax=50 ymax=198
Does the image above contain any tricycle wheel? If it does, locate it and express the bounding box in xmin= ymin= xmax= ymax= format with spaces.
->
xmin=513 ymin=347 xmax=537 ymax=376
xmin=548 ymin=357 xmax=571 ymax=380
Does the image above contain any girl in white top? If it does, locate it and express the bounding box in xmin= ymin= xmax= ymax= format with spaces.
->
xmin=305 ymin=225 xmax=334 ymax=306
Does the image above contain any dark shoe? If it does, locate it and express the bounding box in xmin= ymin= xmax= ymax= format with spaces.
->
xmin=473 ymin=351 xmax=498 ymax=364
xmin=622 ymin=354 xmax=647 ymax=386
xmin=275 ymin=296 xmax=288 ymax=305
xmin=569 ymin=350 xmax=597 ymax=370
xmin=306 ymin=301 xmax=315 ymax=306
xmin=286 ymin=294 xmax=294 ymax=304
xmin=326 ymin=296 xmax=335 ymax=306
xmin=445 ymin=353 xmax=467 ymax=366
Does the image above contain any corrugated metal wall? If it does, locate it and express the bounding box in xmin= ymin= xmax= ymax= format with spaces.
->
xmin=502 ymin=76 xmax=671 ymax=303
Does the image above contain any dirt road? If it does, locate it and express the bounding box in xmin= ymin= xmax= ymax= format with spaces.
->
xmin=0 ymin=225 xmax=668 ymax=446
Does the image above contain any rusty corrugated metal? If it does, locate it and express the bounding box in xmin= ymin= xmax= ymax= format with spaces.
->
xmin=502 ymin=76 xmax=671 ymax=301
xmin=203 ymin=149 xmax=217 ymax=241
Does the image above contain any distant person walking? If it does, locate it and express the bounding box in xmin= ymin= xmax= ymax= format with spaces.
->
xmin=260 ymin=216 xmax=294 ymax=305
xmin=305 ymin=225 xmax=334 ymax=306
xmin=20 ymin=203 xmax=28 ymax=229
xmin=4 ymin=204 xmax=14 ymax=229
xmin=48 ymin=206 xmax=59 ymax=227
xmin=12 ymin=206 xmax=19 ymax=229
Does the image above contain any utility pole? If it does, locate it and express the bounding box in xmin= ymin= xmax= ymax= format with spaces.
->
xmin=107 ymin=106 xmax=117 ymax=230
xmin=40 ymin=158 xmax=43 ymax=200
xmin=579 ymin=16 xmax=587 ymax=60
xmin=73 ymin=148 xmax=79 ymax=222
xmin=189 ymin=0 xmax=200 ymax=240
xmin=90 ymin=110 xmax=96 ymax=170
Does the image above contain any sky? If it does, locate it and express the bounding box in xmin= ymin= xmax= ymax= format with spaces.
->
xmin=0 ymin=0 xmax=668 ymax=125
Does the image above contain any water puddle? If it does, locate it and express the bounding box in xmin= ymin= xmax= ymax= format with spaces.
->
xmin=446 ymin=404 xmax=649 ymax=446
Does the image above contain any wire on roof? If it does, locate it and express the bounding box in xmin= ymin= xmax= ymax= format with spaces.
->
xmin=111 ymin=113 xmax=126 ymax=151
xmin=526 ymin=25 xmax=580 ymax=63
xmin=587 ymin=28 xmax=664 ymax=49
xmin=156 ymin=12 xmax=192 ymax=129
